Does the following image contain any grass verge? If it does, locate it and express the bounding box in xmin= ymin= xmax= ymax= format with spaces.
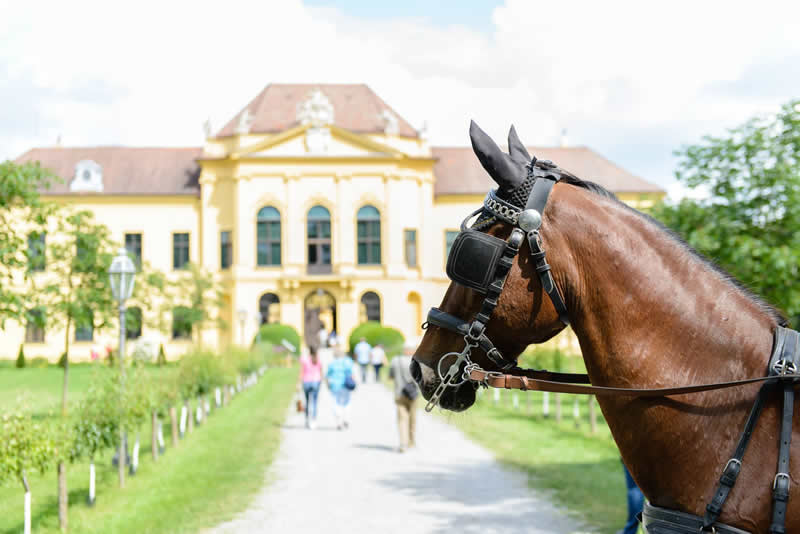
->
xmin=443 ymin=389 xmax=626 ymax=534
xmin=0 ymin=366 xmax=297 ymax=534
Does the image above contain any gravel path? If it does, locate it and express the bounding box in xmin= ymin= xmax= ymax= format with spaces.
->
xmin=208 ymin=379 xmax=587 ymax=534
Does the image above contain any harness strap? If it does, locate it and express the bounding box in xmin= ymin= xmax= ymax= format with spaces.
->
xmin=768 ymin=328 xmax=799 ymax=534
xmin=702 ymin=383 xmax=770 ymax=528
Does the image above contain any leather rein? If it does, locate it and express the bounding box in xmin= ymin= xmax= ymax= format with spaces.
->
xmin=423 ymin=157 xmax=800 ymax=412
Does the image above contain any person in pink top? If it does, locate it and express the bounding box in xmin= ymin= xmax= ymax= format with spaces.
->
xmin=299 ymin=346 xmax=323 ymax=429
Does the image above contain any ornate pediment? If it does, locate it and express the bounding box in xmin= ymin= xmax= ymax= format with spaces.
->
xmin=297 ymin=89 xmax=334 ymax=128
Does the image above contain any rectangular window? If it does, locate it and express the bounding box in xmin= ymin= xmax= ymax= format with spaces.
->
xmin=28 ymin=232 xmax=46 ymax=272
xmin=357 ymin=220 xmax=381 ymax=265
xmin=126 ymin=307 xmax=142 ymax=340
xmin=75 ymin=309 xmax=93 ymax=342
xmin=257 ymin=218 xmax=281 ymax=266
xmin=172 ymin=306 xmax=193 ymax=340
xmin=404 ymin=229 xmax=417 ymax=267
xmin=220 ymin=231 xmax=232 ymax=270
xmin=445 ymin=230 xmax=459 ymax=261
xmin=125 ymin=233 xmax=142 ymax=270
xmin=25 ymin=309 xmax=45 ymax=343
xmin=173 ymin=233 xmax=190 ymax=270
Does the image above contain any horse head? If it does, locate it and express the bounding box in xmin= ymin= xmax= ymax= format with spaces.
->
xmin=411 ymin=122 xmax=571 ymax=411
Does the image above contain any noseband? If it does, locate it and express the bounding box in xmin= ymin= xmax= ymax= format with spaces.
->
xmin=423 ymin=157 xmax=570 ymax=411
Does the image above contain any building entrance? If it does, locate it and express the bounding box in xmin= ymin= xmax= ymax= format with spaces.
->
xmin=304 ymin=289 xmax=336 ymax=349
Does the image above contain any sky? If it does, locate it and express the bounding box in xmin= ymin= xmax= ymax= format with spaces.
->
xmin=2 ymin=0 xmax=799 ymax=198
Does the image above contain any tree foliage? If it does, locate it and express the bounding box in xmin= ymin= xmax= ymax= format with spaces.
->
xmin=653 ymin=99 xmax=800 ymax=327
xmin=0 ymin=412 xmax=57 ymax=489
xmin=167 ymin=263 xmax=225 ymax=343
xmin=0 ymin=161 xmax=58 ymax=327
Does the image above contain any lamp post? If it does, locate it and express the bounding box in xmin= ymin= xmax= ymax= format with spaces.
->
xmin=238 ymin=308 xmax=247 ymax=347
xmin=109 ymin=248 xmax=136 ymax=488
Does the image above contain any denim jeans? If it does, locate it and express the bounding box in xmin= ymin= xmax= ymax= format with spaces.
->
xmin=623 ymin=463 xmax=644 ymax=534
xmin=333 ymin=388 xmax=351 ymax=406
xmin=303 ymin=381 xmax=321 ymax=419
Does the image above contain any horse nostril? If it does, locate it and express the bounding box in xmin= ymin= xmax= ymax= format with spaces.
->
xmin=409 ymin=359 xmax=422 ymax=383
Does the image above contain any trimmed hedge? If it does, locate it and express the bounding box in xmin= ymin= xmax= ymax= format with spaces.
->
xmin=348 ymin=322 xmax=405 ymax=357
xmin=253 ymin=323 xmax=301 ymax=355
xmin=15 ymin=345 xmax=25 ymax=368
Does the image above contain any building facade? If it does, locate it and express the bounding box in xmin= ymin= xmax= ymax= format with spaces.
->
xmin=9 ymin=84 xmax=664 ymax=361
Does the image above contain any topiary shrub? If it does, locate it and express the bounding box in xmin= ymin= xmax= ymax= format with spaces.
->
xmin=348 ymin=322 xmax=405 ymax=357
xmin=57 ymin=352 xmax=68 ymax=369
xmin=157 ymin=344 xmax=167 ymax=366
xmin=15 ymin=345 xmax=25 ymax=368
xmin=253 ymin=323 xmax=301 ymax=355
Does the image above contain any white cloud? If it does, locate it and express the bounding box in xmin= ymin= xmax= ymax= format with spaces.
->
xmin=2 ymin=0 xmax=798 ymax=188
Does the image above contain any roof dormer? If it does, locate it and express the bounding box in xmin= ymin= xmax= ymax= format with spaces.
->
xmin=70 ymin=160 xmax=104 ymax=193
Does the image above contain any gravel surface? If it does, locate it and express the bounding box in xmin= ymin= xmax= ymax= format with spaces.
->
xmin=208 ymin=380 xmax=587 ymax=534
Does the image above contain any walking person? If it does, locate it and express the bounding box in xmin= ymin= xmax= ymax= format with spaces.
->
xmin=370 ymin=343 xmax=386 ymax=382
xmin=326 ymin=350 xmax=356 ymax=430
xmin=299 ymin=346 xmax=323 ymax=429
xmin=353 ymin=337 xmax=371 ymax=382
xmin=389 ymin=346 xmax=419 ymax=453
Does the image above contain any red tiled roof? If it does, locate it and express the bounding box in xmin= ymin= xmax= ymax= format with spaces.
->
xmin=216 ymin=84 xmax=418 ymax=138
xmin=432 ymin=146 xmax=664 ymax=196
xmin=15 ymin=147 xmax=202 ymax=196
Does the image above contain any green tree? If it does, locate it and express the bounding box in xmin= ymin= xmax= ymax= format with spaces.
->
xmin=0 ymin=161 xmax=58 ymax=327
xmin=653 ymin=99 xmax=800 ymax=328
xmin=37 ymin=208 xmax=116 ymax=528
xmin=167 ymin=263 xmax=226 ymax=343
xmin=0 ymin=411 xmax=58 ymax=532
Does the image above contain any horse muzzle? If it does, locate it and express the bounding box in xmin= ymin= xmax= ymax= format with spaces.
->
xmin=410 ymin=357 xmax=477 ymax=412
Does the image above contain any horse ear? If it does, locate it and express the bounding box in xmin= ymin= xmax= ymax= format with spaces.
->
xmin=507 ymin=125 xmax=531 ymax=164
xmin=470 ymin=120 xmax=525 ymax=192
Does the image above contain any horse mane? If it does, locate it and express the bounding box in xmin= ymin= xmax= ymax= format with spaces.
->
xmin=558 ymin=173 xmax=789 ymax=328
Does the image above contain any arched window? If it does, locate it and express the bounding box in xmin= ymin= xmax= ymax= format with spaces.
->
xmin=360 ymin=291 xmax=381 ymax=323
xmin=257 ymin=206 xmax=281 ymax=266
xmin=357 ymin=206 xmax=381 ymax=265
xmin=259 ymin=293 xmax=280 ymax=325
xmin=307 ymin=205 xmax=332 ymax=274
xmin=75 ymin=308 xmax=94 ymax=342
xmin=126 ymin=307 xmax=142 ymax=340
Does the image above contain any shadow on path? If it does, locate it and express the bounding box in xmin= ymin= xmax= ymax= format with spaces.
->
xmin=377 ymin=460 xmax=587 ymax=534
xmin=352 ymin=443 xmax=398 ymax=453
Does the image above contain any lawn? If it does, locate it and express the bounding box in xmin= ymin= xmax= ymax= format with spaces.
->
xmin=0 ymin=362 xmax=175 ymax=416
xmin=443 ymin=388 xmax=627 ymax=534
xmin=0 ymin=363 xmax=297 ymax=534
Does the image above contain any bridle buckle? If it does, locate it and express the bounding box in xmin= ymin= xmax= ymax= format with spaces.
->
xmin=773 ymin=359 xmax=797 ymax=376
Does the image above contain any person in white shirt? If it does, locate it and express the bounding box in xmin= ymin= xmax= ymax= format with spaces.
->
xmin=353 ymin=338 xmax=372 ymax=382
xmin=370 ymin=344 xmax=387 ymax=382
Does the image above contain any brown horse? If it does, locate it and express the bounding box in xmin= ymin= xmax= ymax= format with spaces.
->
xmin=411 ymin=122 xmax=797 ymax=532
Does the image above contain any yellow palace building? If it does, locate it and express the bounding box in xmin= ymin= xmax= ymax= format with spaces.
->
xmin=10 ymin=84 xmax=664 ymax=361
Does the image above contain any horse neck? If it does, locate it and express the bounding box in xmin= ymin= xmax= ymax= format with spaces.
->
xmin=547 ymin=186 xmax=777 ymax=389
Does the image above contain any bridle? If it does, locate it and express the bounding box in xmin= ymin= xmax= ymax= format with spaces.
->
xmin=423 ymin=156 xmax=570 ymax=411
xmin=420 ymin=154 xmax=800 ymax=533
